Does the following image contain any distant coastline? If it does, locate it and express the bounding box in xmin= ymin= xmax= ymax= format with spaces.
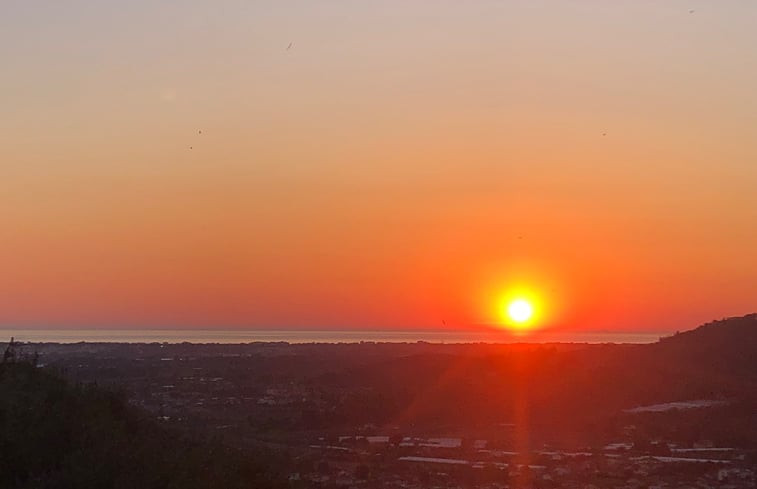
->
xmin=0 ymin=329 xmax=667 ymax=344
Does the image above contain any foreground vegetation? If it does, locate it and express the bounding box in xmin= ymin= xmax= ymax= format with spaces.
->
xmin=0 ymin=358 xmax=283 ymax=489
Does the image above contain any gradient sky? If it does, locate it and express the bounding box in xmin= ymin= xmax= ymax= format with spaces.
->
xmin=2 ymin=1 xmax=756 ymax=331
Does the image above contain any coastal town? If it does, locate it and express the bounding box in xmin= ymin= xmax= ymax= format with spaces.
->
xmin=288 ymin=434 xmax=754 ymax=489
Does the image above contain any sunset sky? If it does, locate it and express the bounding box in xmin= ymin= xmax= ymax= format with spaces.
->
xmin=2 ymin=1 xmax=756 ymax=332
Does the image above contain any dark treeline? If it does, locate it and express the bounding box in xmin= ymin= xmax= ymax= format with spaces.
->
xmin=0 ymin=360 xmax=285 ymax=489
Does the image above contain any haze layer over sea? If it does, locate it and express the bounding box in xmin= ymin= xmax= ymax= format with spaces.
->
xmin=0 ymin=329 xmax=667 ymax=344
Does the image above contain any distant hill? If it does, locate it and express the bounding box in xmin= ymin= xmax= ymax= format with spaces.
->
xmin=667 ymin=313 xmax=757 ymax=344
xmin=0 ymin=360 xmax=283 ymax=489
xmin=652 ymin=314 xmax=757 ymax=379
xmin=612 ymin=314 xmax=757 ymax=404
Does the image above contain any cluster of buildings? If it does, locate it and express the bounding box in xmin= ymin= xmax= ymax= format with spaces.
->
xmin=292 ymin=435 xmax=755 ymax=489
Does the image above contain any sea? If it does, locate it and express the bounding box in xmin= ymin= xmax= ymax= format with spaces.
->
xmin=0 ymin=329 xmax=668 ymax=344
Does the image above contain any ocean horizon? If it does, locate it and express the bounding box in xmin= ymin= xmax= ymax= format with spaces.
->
xmin=0 ymin=329 xmax=670 ymax=344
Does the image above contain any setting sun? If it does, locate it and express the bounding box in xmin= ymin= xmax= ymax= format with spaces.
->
xmin=493 ymin=286 xmax=545 ymax=333
xmin=507 ymin=299 xmax=533 ymax=323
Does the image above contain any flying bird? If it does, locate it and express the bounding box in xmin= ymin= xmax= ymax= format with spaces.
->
xmin=287 ymin=42 xmax=293 ymax=50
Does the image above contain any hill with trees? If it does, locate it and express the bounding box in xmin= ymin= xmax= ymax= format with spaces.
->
xmin=0 ymin=358 xmax=284 ymax=489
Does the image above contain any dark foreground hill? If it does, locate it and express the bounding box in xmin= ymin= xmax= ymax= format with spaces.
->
xmin=0 ymin=360 xmax=284 ymax=489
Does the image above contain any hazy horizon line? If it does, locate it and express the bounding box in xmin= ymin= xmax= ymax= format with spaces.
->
xmin=0 ymin=325 xmax=677 ymax=335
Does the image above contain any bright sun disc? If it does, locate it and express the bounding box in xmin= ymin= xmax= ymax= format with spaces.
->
xmin=507 ymin=299 xmax=533 ymax=323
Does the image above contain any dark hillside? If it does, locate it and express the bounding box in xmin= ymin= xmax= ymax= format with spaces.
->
xmin=0 ymin=361 xmax=283 ymax=489
xmin=652 ymin=314 xmax=757 ymax=379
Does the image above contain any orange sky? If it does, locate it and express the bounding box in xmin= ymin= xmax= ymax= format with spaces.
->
xmin=1 ymin=2 xmax=756 ymax=331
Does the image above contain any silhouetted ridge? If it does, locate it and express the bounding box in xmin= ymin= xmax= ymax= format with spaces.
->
xmin=652 ymin=314 xmax=757 ymax=380
xmin=662 ymin=313 xmax=757 ymax=345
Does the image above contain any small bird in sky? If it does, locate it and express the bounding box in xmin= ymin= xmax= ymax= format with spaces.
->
xmin=198 ymin=130 xmax=202 ymax=135
xmin=689 ymin=9 xmax=695 ymax=13
xmin=189 ymin=146 xmax=193 ymax=150
xmin=602 ymin=132 xmax=607 ymax=136
xmin=287 ymin=42 xmax=293 ymax=50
